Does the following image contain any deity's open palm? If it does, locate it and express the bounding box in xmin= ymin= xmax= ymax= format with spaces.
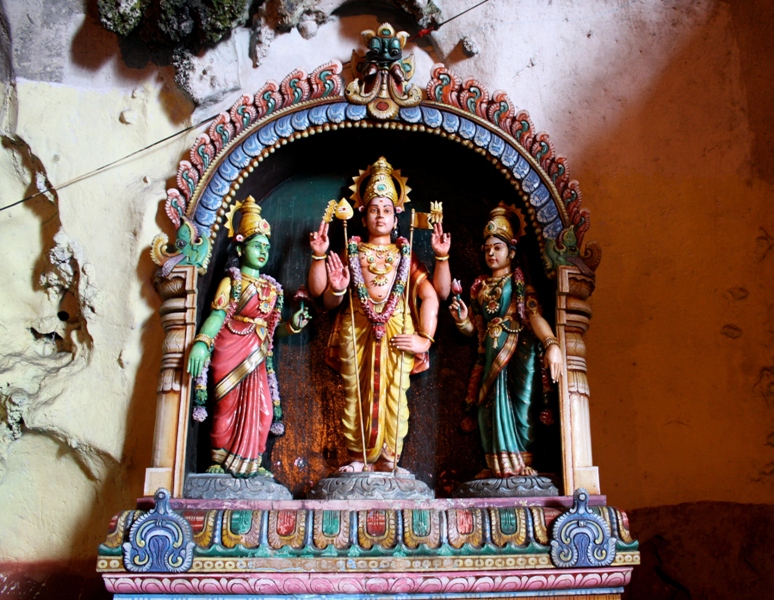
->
xmin=430 ymin=222 xmax=450 ymax=257
xmin=326 ymin=251 xmax=350 ymax=292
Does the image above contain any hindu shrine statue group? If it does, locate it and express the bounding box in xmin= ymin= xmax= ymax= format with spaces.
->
xmin=188 ymin=156 xmax=562 ymax=490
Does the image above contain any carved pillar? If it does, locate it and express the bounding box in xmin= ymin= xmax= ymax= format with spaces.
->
xmin=556 ymin=265 xmax=600 ymax=495
xmin=144 ymin=265 xmax=198 ymax=496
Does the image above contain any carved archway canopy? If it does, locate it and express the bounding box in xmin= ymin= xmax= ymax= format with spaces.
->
xmin=155 ymin=60 xmax=593 ymax=278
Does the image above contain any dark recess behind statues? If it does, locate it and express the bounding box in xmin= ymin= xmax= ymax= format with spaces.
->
xmin=187 ymin=126 xmax=562 ymax=497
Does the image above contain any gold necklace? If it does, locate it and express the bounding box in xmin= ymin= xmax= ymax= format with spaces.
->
xmin=482 ymin=274 xmax=510 ymax=315
xmin=359 ymin=243 xmax=398 ymax=286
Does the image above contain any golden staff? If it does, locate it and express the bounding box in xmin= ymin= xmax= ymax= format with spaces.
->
xmin=330 ymin=198 xmax=370 ymax=471
xmin=391 ymin=203 xmax=443 ymax=476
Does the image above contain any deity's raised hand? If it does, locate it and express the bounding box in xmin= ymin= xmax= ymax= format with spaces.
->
xmin=326 ymin=251 xmax=350 ymax=292
xmin=430 ymin=222 xmax=451 ymax=257
xmin=310 ymin=220 xmax=330 ymax=256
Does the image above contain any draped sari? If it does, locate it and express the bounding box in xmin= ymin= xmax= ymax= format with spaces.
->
xmin=466 ymin=268 xmax=540 ymax=476
xmin=209 ymin=273 xmax=281 ymax=477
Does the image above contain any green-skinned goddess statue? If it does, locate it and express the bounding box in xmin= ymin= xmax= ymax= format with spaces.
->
xmin=187 ymin=196 xmax=310 ymax=478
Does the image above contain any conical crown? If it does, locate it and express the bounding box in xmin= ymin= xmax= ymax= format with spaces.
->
xmin=350 ymin=156 xmax=410 ymax=212
xmin=483 ymin=203 xmax=525 ymax=244
xmin=363 ymin=157 xmax=398 ymax=204
xmin=226 ymin=195 xmax=271 ymax=241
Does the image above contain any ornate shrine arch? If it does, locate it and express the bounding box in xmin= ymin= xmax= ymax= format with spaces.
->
xmin=149 ymin=39 xmax=601 ymax=499
xmin=155 ymin=61 xmax=597 ymax=280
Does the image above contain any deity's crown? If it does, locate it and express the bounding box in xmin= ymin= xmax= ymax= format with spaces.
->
xmin=350 ymin=156 xmax=411 ymax=213
xmin=484 ymin=203 xmax=526 ymax=245
xmin=226 ymin=195 xmax=271 ymax=242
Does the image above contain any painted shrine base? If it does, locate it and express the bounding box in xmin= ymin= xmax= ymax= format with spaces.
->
xmin=98 ymin=493 xmax=638 ymax=599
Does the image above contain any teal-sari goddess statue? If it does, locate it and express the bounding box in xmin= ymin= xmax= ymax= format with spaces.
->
xmin=450 ymin=205 xmax=562 ymax=478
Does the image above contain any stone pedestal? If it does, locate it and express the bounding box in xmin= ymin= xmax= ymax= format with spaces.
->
xmin=98 ymin=488 xmax=639 ymax=599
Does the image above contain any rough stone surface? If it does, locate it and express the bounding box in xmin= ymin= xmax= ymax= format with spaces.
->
xmin=175 ymin=36 xmax=242 ymax=107
xmin=461 ymin=35 xmax=479 ymax=57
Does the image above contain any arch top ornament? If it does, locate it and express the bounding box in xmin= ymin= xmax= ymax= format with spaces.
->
xmin=151 ymin=24 xmax=599 ymax=279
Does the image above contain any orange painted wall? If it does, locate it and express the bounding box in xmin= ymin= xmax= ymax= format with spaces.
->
xmin=577 ymin=1 xmax=774 ymax=509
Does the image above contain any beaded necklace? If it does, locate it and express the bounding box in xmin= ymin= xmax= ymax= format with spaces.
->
xmin=348 ymin=236 xmax=410 ymax=340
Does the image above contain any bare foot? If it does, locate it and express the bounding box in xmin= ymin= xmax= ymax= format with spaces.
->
xmin=373 ymin=457 xmax=410 ymax=475
xmin=336 ymin=461 xmax=366 ymax=473
xmin=250 ymin=467 xmax=274 ymax=479
xmin=206 ymin=464 xmax=225 ymax=474
xmin=474 ymin=468 xmax=494 ymax=479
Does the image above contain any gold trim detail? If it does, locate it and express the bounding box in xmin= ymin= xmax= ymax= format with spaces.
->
xmin=530 ymin=507 xmax=550 ymax=545
xmin=446 ymin=509 xmax=484 ymax=549
xmin=221 ymin=509 xmax=263 ymax=549
xmin=213 ymin=346 xmax=266 ymax=399
xmin=192 ymin=510 xmax=218 ymax=548
xmin=267 ymin=510 xmax=307 ymax=550
xmin=103 ymin=510 xmax=139 ymax=549
xmin=357 ymin=509 xmax=398 ymax=550
xmin=312 ymin=510 xmax=352 ymax=550
xmin=489 ymin=508 xmax=527 ymax=547
xmin=180 ymin=553 xmax=556 ymax=573
xmin=402 ymin=509 xmax=441 ymax=550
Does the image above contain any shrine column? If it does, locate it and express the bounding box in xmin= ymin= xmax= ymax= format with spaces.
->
xmin=556 ymin=264 xmax=600 ymax=494
xmin=143 ymin=265 xmax=198 ymax=496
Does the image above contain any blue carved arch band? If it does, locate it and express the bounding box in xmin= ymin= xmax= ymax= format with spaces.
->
xmin=190 ymin=102 xmax=565 ymax=262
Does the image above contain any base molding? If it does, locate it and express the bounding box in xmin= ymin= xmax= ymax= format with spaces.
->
xmin=97 ymin=488 xmax=637 ymax=599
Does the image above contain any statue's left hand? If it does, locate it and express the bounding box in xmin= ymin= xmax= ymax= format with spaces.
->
xmin=431 ymin=222 xmax=451 ymax=257
xmin=291 ymin=305 xmax=311 ymax=330
xmin=544 ymin=344 xmax=562 ymax=383
xmin=390 ymin=333 xmax=431 ymax=354
xmin=188 ymin=341 xmax=210 ymax=378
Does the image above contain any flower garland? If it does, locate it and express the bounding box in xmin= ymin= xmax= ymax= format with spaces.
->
xmin=192 ymin=268 xmax=284 ymax=426
xmin=348 ymin=235 xmax=410 ymax=340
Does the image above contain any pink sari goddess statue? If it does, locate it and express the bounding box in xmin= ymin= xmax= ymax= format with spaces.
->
xmin=187 ymin=196 xmax=309 ymax=478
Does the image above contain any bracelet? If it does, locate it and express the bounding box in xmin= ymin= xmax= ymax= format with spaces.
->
xmin=434 ymin=254 xmax=449 ymax=261
xmin=455 ymin=317 xmax=472 ymax=330
xmin=417 ymin=331 xmax=435 ymax=343
xmin=542 ymin=336 xmax=559 ymax=349
xmin=193 ymin=333 xmax=214 ymax=350
xmin=312 ymin=254 xmax=327 ymax=261
xmin=330 ymin=287 xmax=347 ymax=296
xmin=284 ymin=320 xmax=301 ymax=334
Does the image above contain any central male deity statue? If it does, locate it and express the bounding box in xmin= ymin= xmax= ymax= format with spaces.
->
xmin=308 ymin=157 xmax=450 ymax=474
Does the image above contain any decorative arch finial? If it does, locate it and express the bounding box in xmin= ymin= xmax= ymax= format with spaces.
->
xmin=345 ymin=22 xmax=421 ymax=119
